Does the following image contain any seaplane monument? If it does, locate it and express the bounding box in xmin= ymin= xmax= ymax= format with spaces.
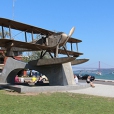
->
xmin=0 ymin=18 xmax=89 ymax=86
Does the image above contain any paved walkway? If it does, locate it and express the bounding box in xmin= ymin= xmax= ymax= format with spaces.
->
xmin=67 ymin=84 xmax=114 ymax=98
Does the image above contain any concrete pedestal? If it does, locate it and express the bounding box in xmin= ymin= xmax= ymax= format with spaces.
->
xmin=37 ymin=62 xmax=75 ymax=85
xmin=0 ymin=57 xmax=75 ymax=86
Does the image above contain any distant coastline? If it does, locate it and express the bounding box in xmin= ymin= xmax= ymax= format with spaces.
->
xmin=73 ymin=68 xmax=114 ymax=80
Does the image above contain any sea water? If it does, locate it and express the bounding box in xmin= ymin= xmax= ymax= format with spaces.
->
xmin=73 ymin=68 xmax=114 ymax=80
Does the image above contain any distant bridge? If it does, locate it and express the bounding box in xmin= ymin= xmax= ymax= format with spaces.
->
xmin=72 ymin=61 xmax=114 ymax=69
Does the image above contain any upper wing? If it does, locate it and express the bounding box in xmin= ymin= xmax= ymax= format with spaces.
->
xmin=0 ymin=18 xmax=55 ymax=35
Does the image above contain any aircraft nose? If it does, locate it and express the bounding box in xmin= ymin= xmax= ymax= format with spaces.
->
xmin=62 ymin=33 xmax=68 ymax=38
xmin=61 ymin=33 xmax=68 ymax=41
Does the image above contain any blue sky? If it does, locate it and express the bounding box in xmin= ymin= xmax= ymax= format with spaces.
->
xmin=0 ymin=0 xmax=114 ymax=68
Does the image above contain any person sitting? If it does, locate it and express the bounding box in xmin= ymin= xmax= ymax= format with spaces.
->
xmin=36 ymin=76 xmax=43 ymax=83
xmin=86 ymin=75 xmax=95 ymax=87
xmin=31 ymin=76 xmax=37 ymax=83
xmin=15 ymin=75 xmax=20 ymax=83
xmin=20 ymin=76 xmax=25 ymax=83
xmin=90 ymin=76 xmax=95 ymax=81
xmin=24 ymin=76 xmax=37 ymax=84
xmin=74 ymin=74 xmax=78 ymax=84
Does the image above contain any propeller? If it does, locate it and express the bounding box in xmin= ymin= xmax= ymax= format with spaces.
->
xmin=55 ymin=27 xmax=75 ymax=57
xmin=62 ymin=27 xmax=75 ymax=47
xmin=68 ymin=27 xmax=75 ymax=38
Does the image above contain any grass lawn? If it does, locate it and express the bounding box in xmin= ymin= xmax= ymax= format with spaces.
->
xmin=0 ymin=90 xmax=114 ymax=114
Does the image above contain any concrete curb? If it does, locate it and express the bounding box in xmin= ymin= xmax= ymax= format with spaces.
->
xmin=95 ymin=79 xmax=114 ymax=83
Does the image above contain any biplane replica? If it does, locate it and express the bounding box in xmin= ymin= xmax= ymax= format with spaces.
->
xmin=0 ymin=18 xmax=89 ymax=66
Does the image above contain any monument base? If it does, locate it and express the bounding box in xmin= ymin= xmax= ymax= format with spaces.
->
xmin=0 ymin=57 xmax=75 ymax=86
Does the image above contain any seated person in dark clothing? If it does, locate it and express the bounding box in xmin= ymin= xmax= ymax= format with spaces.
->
xmin=90 ymin=76 xmax=95 ymax=81
xmin=36 ymin=76 xmax=43 ymax=83
xmin=86 ymin=75 xmax=95 ymax=87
